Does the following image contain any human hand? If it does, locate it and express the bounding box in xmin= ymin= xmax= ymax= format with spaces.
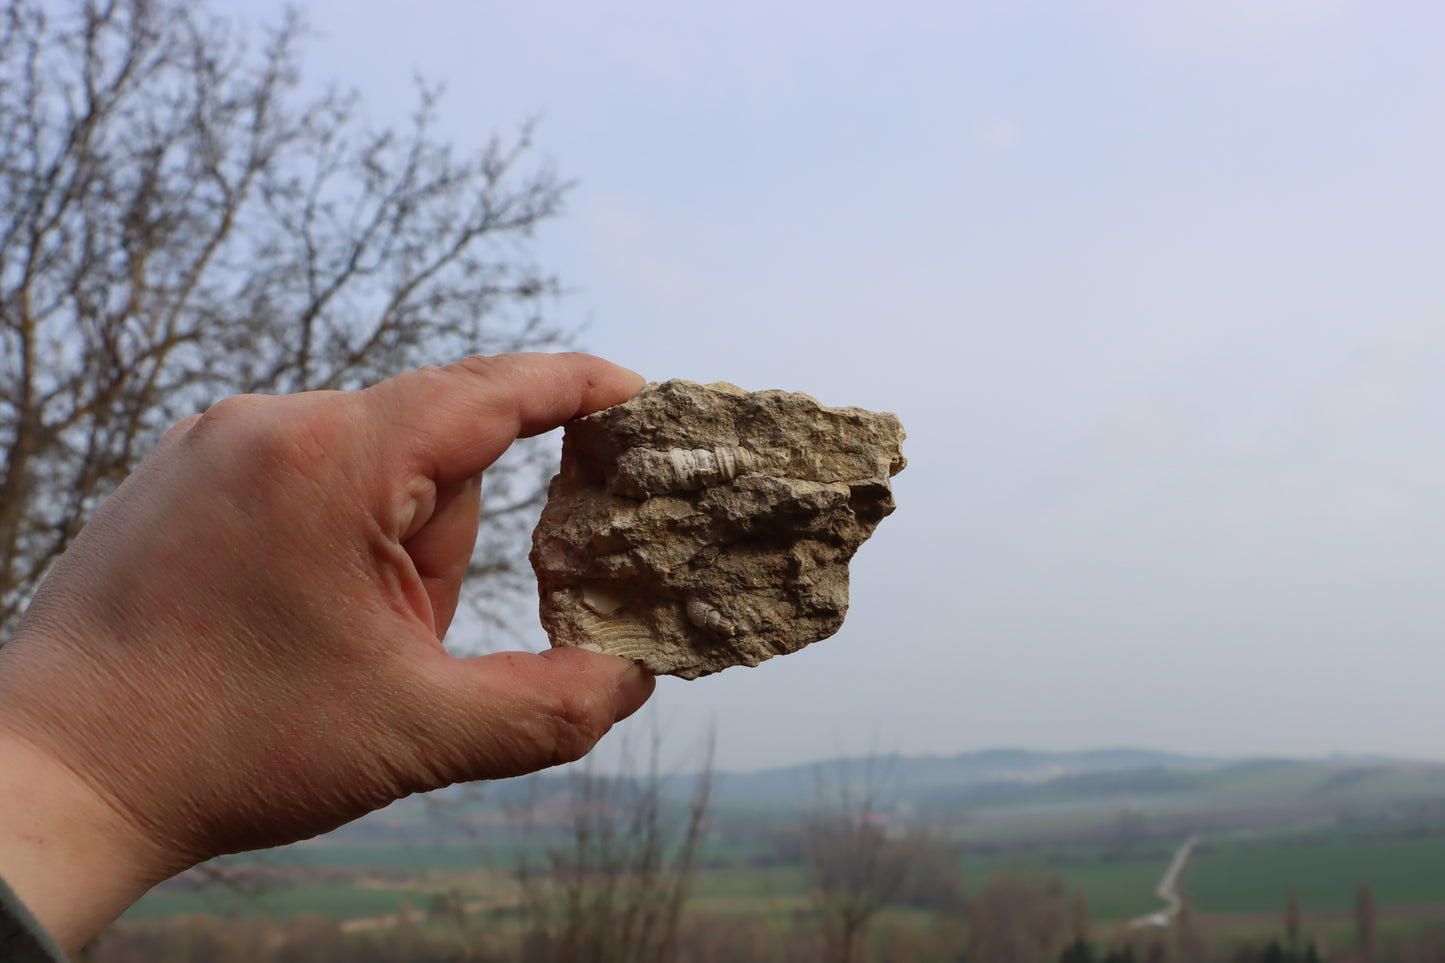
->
xmin=0 ymin=353 xmax=655 ymax=952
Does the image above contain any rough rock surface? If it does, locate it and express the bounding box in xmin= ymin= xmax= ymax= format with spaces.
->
xmin=530 ymin=380 xmax=906 ymax=679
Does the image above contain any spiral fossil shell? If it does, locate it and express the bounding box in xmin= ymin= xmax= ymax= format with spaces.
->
xmin=530 ymin=379 xmax=906 ymax=679
xmin=686 ymin=598 xmax=736 ymax=637
xmin=611 ymin=446 xmax=777 ymax=499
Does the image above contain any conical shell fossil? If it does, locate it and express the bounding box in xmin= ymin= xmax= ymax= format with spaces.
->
xmin=530 ymin=379 xmax=906 ymax=679
xmin=610 ymin=446 xmax=781 ymax=499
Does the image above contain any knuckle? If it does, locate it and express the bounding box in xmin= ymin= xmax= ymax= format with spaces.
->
xmin=195 ymin=393 xmax=268 ymax=428
xmin=440 ymin=354 xmax=513 ymax=387
xmin=449 ymin=354 xmax=502 ymax=375
xmin=402 ymin=362 xmax=452 ymax=388
xmin=189 ymin=394 xmax=342 ymax=481
xmin=376 ymin=361 xmax=483 ymax=417
xmin=156 ymin=413 xmax=203 ymax=449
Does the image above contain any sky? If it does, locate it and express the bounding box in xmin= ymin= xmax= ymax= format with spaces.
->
xmin=214 ymin=0 xmax=1445 ymax=772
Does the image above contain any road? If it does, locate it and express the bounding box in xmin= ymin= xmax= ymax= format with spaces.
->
xmin=1129 ymin=834 xmax=1200 ymax=929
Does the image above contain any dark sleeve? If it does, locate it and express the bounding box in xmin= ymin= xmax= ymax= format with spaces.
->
xmin=0 ymin=873 xmax=67 ymax=963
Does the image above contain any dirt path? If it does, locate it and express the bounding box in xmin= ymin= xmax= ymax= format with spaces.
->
xmin=1129 ymin=835 xmax=1200 ymax=929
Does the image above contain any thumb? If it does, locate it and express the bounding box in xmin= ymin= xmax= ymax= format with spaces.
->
xmin=401 ymin=648 xmax=656 ymax=784
xmin=364 ymin=352 xmax=647 ymax=487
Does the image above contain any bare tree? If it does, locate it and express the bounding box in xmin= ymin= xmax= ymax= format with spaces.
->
xmin=965 ymin=873 xmax=1080 ymax=963
xmin=804 ymin=757 xmax=917 ymax=963
xmin=513 ymin=733 xmax=714 ymax=963
xmin=1285 ymin=884 xmax=1302 ymax=955
xmin=1355 ymin=882 xmax=1378 ymax=963
xmin=0 ymin=0 xmax=571 ymax=637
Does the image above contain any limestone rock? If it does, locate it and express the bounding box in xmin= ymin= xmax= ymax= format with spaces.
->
xmin=529 ymin=380 xmax=906 ymax=679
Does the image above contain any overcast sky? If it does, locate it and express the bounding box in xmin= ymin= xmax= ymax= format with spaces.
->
xmin=217 ymin=0 xmax=1445 ymax=772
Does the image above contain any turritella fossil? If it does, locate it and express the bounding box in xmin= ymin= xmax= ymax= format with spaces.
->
xmin=529 ymin=379 xmax=906 ymax=679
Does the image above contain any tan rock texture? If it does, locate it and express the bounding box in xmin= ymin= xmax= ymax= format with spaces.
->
xmin=530 ymin=380 xmax=906 ymax=678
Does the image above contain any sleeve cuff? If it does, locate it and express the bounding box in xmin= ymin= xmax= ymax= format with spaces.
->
xmin=0 ymin=872 xmax=67 ymax=963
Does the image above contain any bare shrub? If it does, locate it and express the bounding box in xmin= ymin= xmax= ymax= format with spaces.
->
xmin=513 ymin=734 xmax=714 ymax=963
xmin=0 ymin=0 xmax=571 ymax=637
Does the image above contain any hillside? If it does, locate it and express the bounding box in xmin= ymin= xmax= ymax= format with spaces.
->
xmin=336 ymin=748 xmax=1445 ymax=848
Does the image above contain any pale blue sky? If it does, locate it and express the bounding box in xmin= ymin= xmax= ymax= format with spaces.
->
xmin=217 ymin=0 xmax=1445 ymax=771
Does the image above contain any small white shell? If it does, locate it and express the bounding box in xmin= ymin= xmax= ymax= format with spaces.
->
xmin=686 ymin=597 xmax=735 ymax=637
xmin=612 ymin=446 xmax=777 ymax=498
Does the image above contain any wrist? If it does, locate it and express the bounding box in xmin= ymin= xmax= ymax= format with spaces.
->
xmin=0 ymin=725 xmax=178 ymax=954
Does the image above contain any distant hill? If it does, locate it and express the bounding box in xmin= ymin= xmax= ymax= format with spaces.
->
xmin=673 ymin=749 xmax=1445 ymax=843
xmin=348 ymin=748 xmax=1445 ymax=845
xmin=694 ymin=747 xmax=1239 ymax=809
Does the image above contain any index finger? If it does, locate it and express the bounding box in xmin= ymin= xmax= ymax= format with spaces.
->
xmin=365 ymin=352 xmax=646 ymax=484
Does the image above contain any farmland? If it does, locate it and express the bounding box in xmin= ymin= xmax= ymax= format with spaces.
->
xmin=99 ymin=751 xmax=1445 ymax=961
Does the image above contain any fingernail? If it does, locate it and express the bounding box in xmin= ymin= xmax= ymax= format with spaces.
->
xmin=621 ymin=367 xmax=647 ymax=394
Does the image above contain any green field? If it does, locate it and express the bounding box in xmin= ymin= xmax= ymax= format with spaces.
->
xmin=122 ymin=823 xmax=1445 ymax=933
xmin=236 ymin=838 xmax=526 ymax=871
xmin=123 ymin=885 xmax=427 ymax=923
xmin=1188 ymin=829 xmax=1445 ymax=915
xmin=939 ymin=829 xmax=1445 ymax=922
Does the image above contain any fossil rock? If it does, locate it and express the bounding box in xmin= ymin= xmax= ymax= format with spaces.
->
xmin=529 ymin=380 xmax=906 ymax=679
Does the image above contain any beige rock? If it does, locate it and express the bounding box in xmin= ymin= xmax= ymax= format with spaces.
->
xmin=530 ymin=380 xmax=906 ymax=678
